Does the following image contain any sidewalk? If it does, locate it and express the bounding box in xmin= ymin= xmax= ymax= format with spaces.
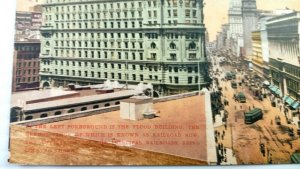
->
xmin=220 ymin=148 xmax=237 ymax=165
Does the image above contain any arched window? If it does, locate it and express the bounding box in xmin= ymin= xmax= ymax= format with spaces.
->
xmin=68 ymin=109 xmax=75 ymax=113
xmin=25 ymin=116 xmax=33 ymax=121
xmin=104 ymin=103 xmax=110 ymax=107
xmin=150 ymin=42 xmax=156 ymax=49
xmin=81 ymin=107 xmax=87 ymax=111
xmin=115 ymin=101 xmax=120 ymax=105
xmin=189 ymin=42 xmax=196 ymax=49
xmin=45 ymin=41 xmax=50 ymax=46
xmin=54 ymin=111 xmax=62 ymax=115
xmin=93 ymin=105 xmax=99 ymax=109
xmin=170 ymin=42 xmax=176 ymax=49
xmin=40 ymin=113 xmax=48 ymax=118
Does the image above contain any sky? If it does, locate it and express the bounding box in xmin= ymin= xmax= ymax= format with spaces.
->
xmin=204 ymin=0 xmax=300 ymax=41
xmin=16 ymin=0 xmax=300 ymax=41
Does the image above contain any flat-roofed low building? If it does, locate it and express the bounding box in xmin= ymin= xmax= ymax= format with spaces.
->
xmin=10 ymin=89 xmax=142 ymax=122
xmin=9 ymin=92 xmax=217 ymax=165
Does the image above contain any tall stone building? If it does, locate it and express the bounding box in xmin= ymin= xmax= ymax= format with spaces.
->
xmin=242 ymin=0 xmax=258 ymax=60
xmin=40 ymin=0 xmax=210 ymax=95
xmin=228 ymin=0 xmax=243 ymax=57
xmin=267 ymin=12 xmax=300 ymax=110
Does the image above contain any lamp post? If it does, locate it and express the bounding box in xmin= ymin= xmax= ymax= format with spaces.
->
xmin=125 ymin=58 xmax=128 ymax=89
xmin=198 ymin=58 xmax=201 ymax=92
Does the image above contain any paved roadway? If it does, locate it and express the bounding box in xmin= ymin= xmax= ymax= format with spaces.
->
xmin=211 ymin=58 xmax=300 ymax=165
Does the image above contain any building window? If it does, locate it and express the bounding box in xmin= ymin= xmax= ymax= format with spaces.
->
xmin=175 ymin=77 xmax=179 ymax=84
xmin=40 ymin=113 xmax=48 ymax=118
xmin=170 ymin=42 xmax=176 ymax=49
xmin=140 ymin=75 xmax=144 ymax=81
xmin=54 ymin=111 xmax=62 ymax=115
xmin=188 ymin=77 xmax=193 ymax=84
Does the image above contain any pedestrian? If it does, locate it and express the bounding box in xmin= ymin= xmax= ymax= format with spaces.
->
xmin=225 ymin=123 xmax=227 ymax=130
xmin=249 ymin=106 xmax=251 ymax=110
xmin=289 ymin=142 xmax=293 ymax=149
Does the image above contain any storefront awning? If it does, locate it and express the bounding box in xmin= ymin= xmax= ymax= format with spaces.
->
xmin=269 ymin=85 xmax=278 ymax=92
xmin=274 ymin=88 xmax=282 ymax=97
xmin=291 ymin=101 xmax=300 ymax=110
xmin=285 ymin=96 xmax=295 ymax=106
xmin=263 ymin=80 xmax=270 ymax=86
xmin=282 ymin=95 xmax=289 ymax=101
xmin=268 ymin=85 xmax=273 ymax=90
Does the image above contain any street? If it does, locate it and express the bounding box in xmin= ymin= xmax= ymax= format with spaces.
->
xmin=211 ymin=59 xmax=300 ymax=164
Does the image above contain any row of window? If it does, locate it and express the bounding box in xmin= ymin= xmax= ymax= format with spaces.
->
xmin=45 ymin=60 xmax=200 ymax=73
xmin=49 ymin=32 xmax=200 ymax=41
xmin=16 ymin=54 xmax=39 ymax=60
xmin=52 ymin=32 xmax=144 ymax=39
xmin=48 ymin=50 xmax=144 ymax=60
xmin=44 ymin=0 xmax=198 ymax=9
xmin=24 ymin=101 xmax=120 ymax=120
xmin=51 ymin=41 xmax=144 ymax=49
xmin=286 ymin=78 xmax=299 ymax=92
xmin=45 ymin=1 xmax=143 ymax=11
xmin=17 ymin=61 xmax=39 ymax=68
xmin=45 ymin=10 xmax=143 ymax=21
xmin=285 ymin=65 xmax=300 ymax=78
xmin=166 ymin=0 xmax=198 ymax=7
xmin=16 ymin=76 xmax=39 ymax=83
xmin=50 ymin=68 xmax=200 ymax=84
xmin=52 ymin=69 xmax=145 ymax=81
xmin=51 ymin=20 xmax=143 ymax=29
xmin=15 ymin=45 xmax=40 ymax=51
xmin=16 ymin=69 xmax=39 ymax=76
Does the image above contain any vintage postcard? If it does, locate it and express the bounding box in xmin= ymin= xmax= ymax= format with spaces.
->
xmin=8 ymin=0 xmax=300 ymax=165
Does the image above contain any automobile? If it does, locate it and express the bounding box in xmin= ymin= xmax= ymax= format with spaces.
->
xmin=231 ymin=81 xmax=238 ymax=89
xmin=260 ymin=143 xmax=265 ymax=155
xmin=288 ymin=128 xmax=294 ymax=137
xmin=275 ymin=116 xmax=281 ymax=125
xmin=234 ymin=92 xmax=246 ymax=103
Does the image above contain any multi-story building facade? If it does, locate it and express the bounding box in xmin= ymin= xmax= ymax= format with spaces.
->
xmin=40 ymin=0 xmax=210 ymax=95
xmin=267 ymin=12 xmax=300 ymax=110
xmin=12 ymin=41 xmax=41 ymax=92
xmin=242 ymin=0 xmax=257 ymax=59
xmin=251 ymin=10 xmax=295 ymax=81
xmin=228 ymin=0 xmax=244 ymax=57
xmin=15 ymin=11 xmax=42 ymax=41
xmin=251 ymin=31 xmax=263 ymax=77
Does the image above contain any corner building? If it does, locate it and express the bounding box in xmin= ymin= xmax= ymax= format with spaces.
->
xmin=40 ymin=0 xmax=210 ymax=95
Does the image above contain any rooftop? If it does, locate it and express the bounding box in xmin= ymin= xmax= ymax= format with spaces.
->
xmin=11 ymin=89 xmax=79 ymax=107
xmin=39 ymin=95 xmax=208 ymax=162
xmin=23 ymin=89 xmax=142 ymax=111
